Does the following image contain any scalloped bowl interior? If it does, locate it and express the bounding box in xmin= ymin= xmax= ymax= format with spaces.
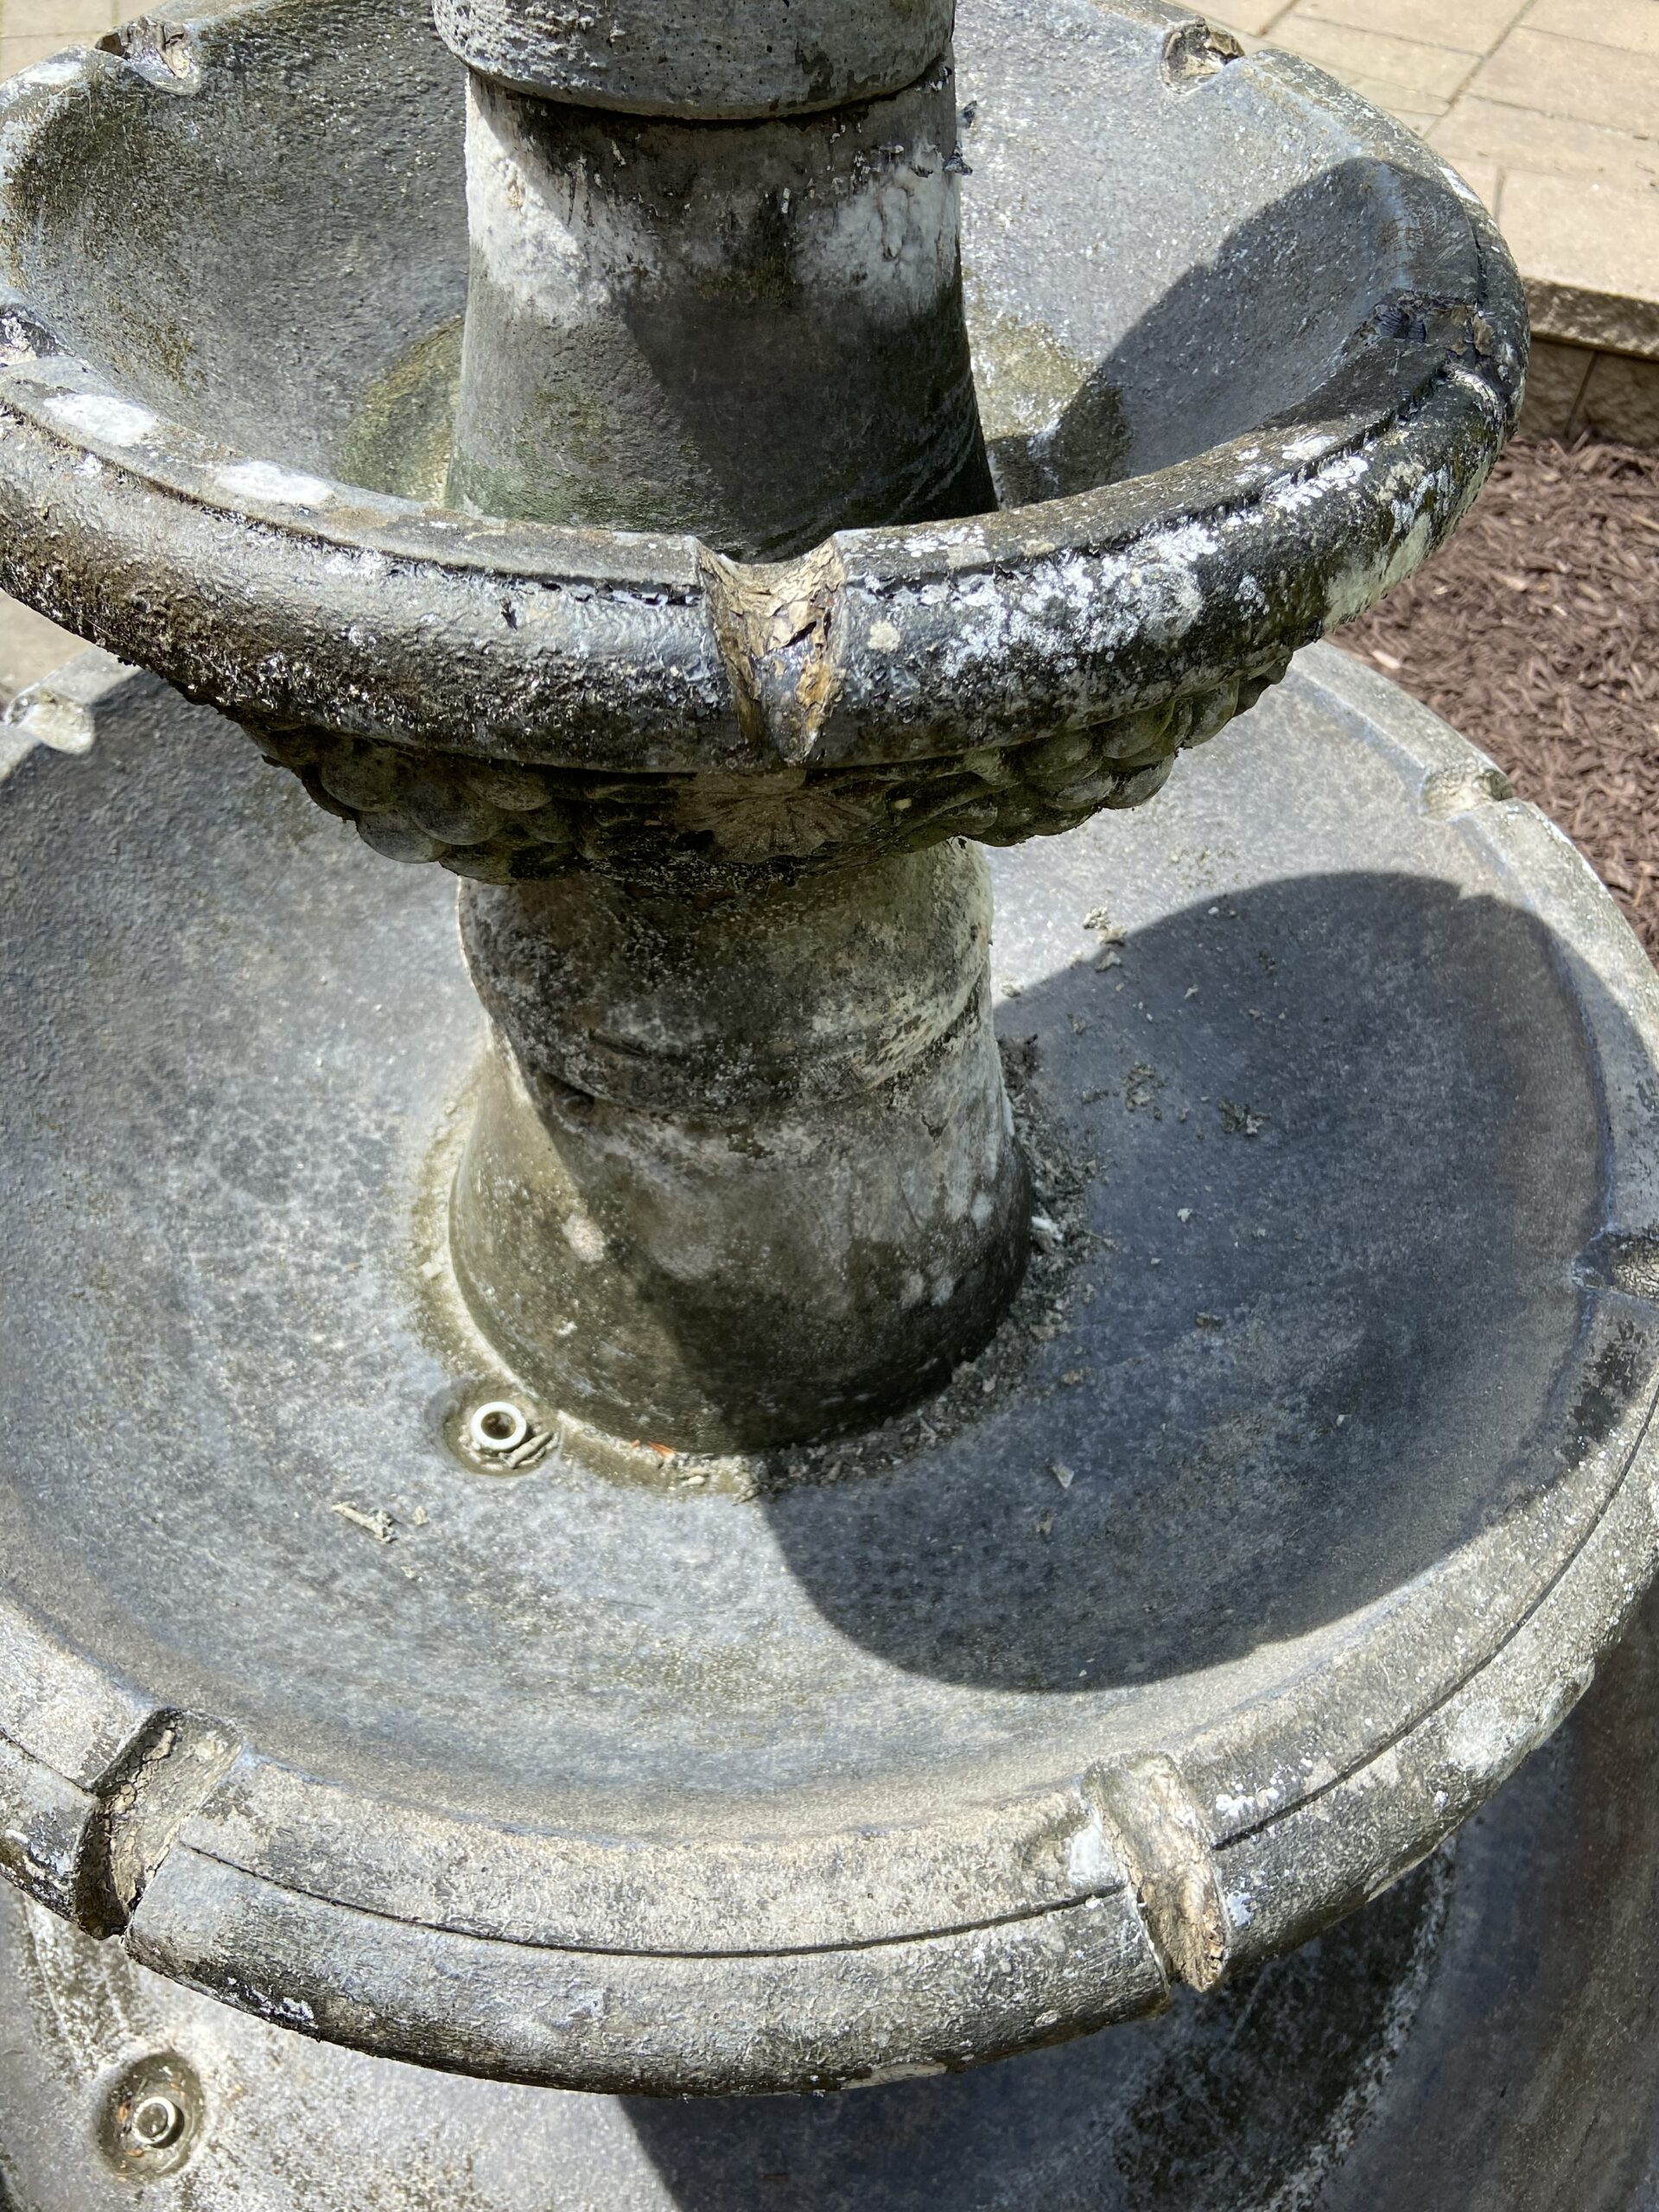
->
xmin=1 ymin=0 xmax=1481 ymax=512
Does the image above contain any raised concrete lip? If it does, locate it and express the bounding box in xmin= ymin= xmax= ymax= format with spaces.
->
xmin=430 ymin=0 xmax=958 ymax=117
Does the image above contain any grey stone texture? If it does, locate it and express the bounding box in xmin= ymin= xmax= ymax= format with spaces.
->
xmin=3 ymin=641 xmax=1657 ymax=2095
xmin=3 ymin=0 xmax=1650 ymax=2136
xmin=443 ymin=62 xmax=995 ymax=555
xmin=10 ymin=1573 xmax=1659 ymax=2203
xmin=435 ymin=0 xmax=956 ymax=116
xmin=450 ymin=843 xmax=1031 ymax=1448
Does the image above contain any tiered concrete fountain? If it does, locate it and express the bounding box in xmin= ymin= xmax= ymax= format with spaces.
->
xmin=3 ymin=0 xmax=1659 ymax=2199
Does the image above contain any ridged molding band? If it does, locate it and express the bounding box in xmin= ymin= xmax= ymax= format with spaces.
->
xmin=432 ymin=0 xmax=957 ymax=116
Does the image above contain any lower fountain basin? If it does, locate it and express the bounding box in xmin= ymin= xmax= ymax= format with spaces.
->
xmin=9 ymin=1578 xmax=1659 ymax=2207
xmin=0 ymin=645 xmax=1655 ymax=2090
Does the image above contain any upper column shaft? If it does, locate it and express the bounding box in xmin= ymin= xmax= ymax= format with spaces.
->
xmin=437 ymin=0 xmax=994 ymax=554
xmin=432 ymin=0 xmax=1019 ymax=1455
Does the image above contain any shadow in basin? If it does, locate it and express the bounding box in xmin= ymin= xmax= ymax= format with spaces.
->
xmin=620 ymin=1853 xmax=1444 ymax=2211
xmin=981 ymin=156 xmax=1472 ymax=502
xmin=622 ymin=1575 xmax=1659 ymax=2212
xmin=748 ymin=867 xmax=1606 ymax=1694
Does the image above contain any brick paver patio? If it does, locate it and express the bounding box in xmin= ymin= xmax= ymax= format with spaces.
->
xmin=0 ymin=0 xmax=1653 ymax=696
xmin=0 ymin=0 xmax=118 ymax=78
xmin=1211 ymin=0 xmax=1659 ymax=443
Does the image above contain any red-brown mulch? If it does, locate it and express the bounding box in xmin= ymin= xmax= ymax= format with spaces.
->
xmin=1338 ymin=437 xmax=1659 ymax=957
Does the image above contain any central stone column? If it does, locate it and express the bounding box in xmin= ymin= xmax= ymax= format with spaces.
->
xmin=444 ymin=65 xmax=994 ymax=554
xmin=454 ymin=842 xmax=1027 ymax=1450
xmin=434 ymin=0 xmax=1027 ymax=1451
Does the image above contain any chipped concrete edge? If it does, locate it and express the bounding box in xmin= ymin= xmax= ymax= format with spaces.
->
xmin=0 ymin=646 xmax=153 ymax=780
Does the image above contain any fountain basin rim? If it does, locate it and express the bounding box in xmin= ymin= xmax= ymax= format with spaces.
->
xmin=0 ymin=25 xmax=1526 ymax=777
xmin=3 ymin=1224 xmax=1655 ymax=2095
xmin=0 ymin=337 xmax=1516 ymax=776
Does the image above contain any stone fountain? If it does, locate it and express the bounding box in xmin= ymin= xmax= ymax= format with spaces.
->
xmin=3 ymin=0 xmax=1659 ymax=2198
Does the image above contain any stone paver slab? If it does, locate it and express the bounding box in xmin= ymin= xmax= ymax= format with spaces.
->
xmin=0 ymin=598 xmax=79 ymax=704
xmin=1524 ymin=0 xmax=1659 ymax=64
xmin=1 ymin=0 xmax=114 ymax=33
xmin=1267 ymin=10 xmax=1478 ymax=101
xmin=1388 ymin=105 xmax=1446 ymax=135
xmin=1218 ymin=0 xmax=1292 ymax=34
xmin=1288 ymin=0 xmax=1528 ymax=59
xmin=0 ymin=32 xmax=79 ymax=67
xmin=1469 ymin=28 xmax=1659 ymax=143
xmin=1431 ymin=96 xmax=1659 ymax=193
xmin=1501 ymin=168 xmax=1659 ymax=358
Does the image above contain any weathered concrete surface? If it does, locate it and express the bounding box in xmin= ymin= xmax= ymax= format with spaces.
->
xmin=440 ymin=0 xmax=1004 ymax=1440
xmin=0 ymin=0 xmax=1524 ymax=841
xmin=0 ymin=0 xmax=1601 ymax=2116
xmin=435 ymin=0 xmax=956 ymax=117
xmin=452 ymin=844 xmax=1030 ymax=1448
xmin=1 ymin=645 xmax=1656 ymax=2091
xmin=445 ymin=60 xmax=993 ymax=555
xmin=10 ymin=1569 xmax=1659 ymax=2204
xmin=0 ymin=0 xmax=1528 ymax=1463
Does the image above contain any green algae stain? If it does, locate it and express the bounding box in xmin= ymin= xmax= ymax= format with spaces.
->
xmin=340 ymin=315 xmax=465 ymax=502
xmin=964 ymin=278 xmax=1132 ymax=505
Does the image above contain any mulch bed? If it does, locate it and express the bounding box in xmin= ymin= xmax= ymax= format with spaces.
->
xmin=1338 ymin=437 xmax=1659 ymax=957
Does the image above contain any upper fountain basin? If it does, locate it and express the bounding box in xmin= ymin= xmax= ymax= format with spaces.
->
xmin=0 ymin=0 xmax=1524 ymax=877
